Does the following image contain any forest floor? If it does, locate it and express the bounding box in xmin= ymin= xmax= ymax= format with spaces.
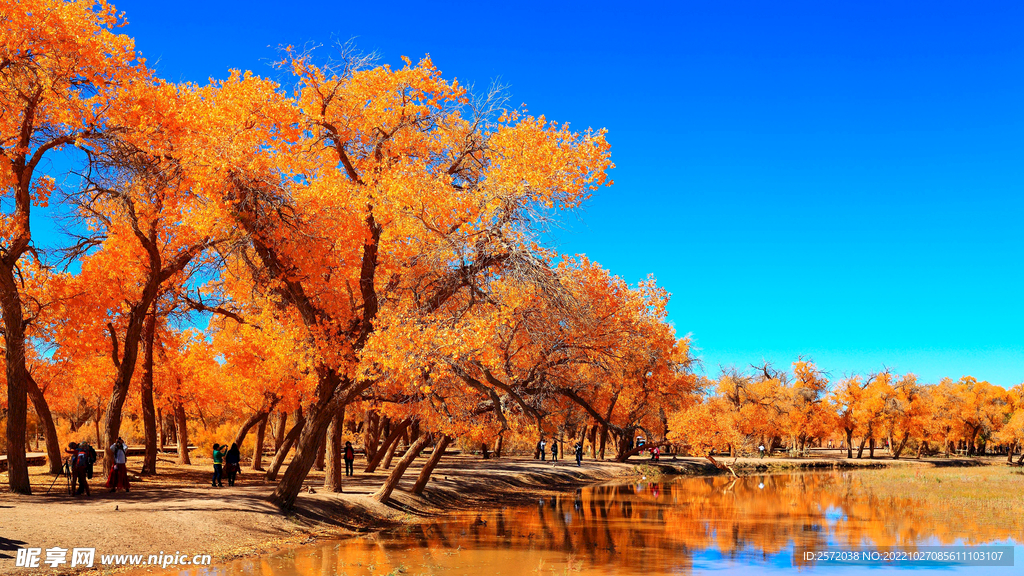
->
xmin=0 ymin=449 xmax=1015 ymax=575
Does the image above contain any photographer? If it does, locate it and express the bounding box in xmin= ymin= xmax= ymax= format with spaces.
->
xmin=106 ymin=437 xmax=130 ymax=493
xmin=65 ymin=442 xmax=90 ymax=496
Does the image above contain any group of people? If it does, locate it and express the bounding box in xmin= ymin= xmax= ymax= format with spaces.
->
xmin=63 ymin=437 xmax=130 ymax=496
xmin=535 ymin=439 xmax=586 ymax=466
xmin=210 ymin=443 xmax=241 ymax=487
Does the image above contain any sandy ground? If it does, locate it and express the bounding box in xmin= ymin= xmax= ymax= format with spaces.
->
xmin=0 ymin=449 xmax=1007 ymax=575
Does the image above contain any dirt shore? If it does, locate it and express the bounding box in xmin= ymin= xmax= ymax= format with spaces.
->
xmin=0 ymin=450 xmax=1005 ymax=575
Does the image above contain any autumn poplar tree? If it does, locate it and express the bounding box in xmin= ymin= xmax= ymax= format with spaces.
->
xmin=0 ymin=0 xmax=145 ymax=491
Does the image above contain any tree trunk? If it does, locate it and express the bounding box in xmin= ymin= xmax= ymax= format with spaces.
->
xmin=868 ymin=437 xmax=876 ymax=459
xmin=175 ymin=403 xmax=191 ymax=465
xmin=364 ymin=418 xmax=412 ymax=473
xmin=273 ymin=410 xmax=287 ymax=454
xmin=251 ymin=413 xmax=268 ymax=471
xmin=856 ymin=437 xmax=867 ymax=458
xmin=158 ymin=407 xmax=165 ymax=451
xmin=892 ymin=432 xmax=910 ymax=459
xmin=845 ymin=429 xmax=854 ymax=459
xmin=1 ymin=263 xmax=31 ymax=493
xmin=587 ymin=425 xmax=598 ymax=458
xmin=265 ymin=407 xmax=305 ymax=482
xmin=93 ymin=403 xmax=102 ymax=447
xmin=494 ymin=431 xmax=504 ymax=458
xmin=598 ymin=424 xmax=608 ymax=460
xmin=323 ymin=405 xmax=345 ymax=492
xmin=140 ymin=305 xmax=158 ymax=475
xmin=373 ymin=433 xmax=430 ymax=504
xmin=412 ymin=434 xmax=452 ymax=494
xmin=26 ymin=374 xmax=61 ymax=474
xmin=253 ymin=412 xmax=270 ymax=471
xmin=363 ymin=410 xmax=380 ymax=462
xmin=315 ymin=431 xmax=326 ymax=471
xmin=270 ymin=398 xmax=337 ymax=509
xmin=1008 ymin=441 xmax=1016 ymax=464
xmin=233 ymin=400 xmax=279 ymax=449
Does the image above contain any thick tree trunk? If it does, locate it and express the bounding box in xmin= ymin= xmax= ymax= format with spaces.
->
xmin=1 ymin=263 xmax=31 ymax=493
xmin=1008 ymin=442 xmax=1016 ymax=464
xmin=373 ymin=433 xmax=430 ymax=503
xmin=251 ymin=413 xmax=268 ymax=471
xmin=587 ymin=425 xmax=598 ymax=458
xmin=26 ymin=374 xmax=61 ymax=474
xmin=315 ymin=432 xmax=326 ymax=471
xmin=270 ymin=401 xmax=334 ymax=509
xmin=856 ymin=437 xmax=867 ymax=458
xmin=175 ymin=403 xmax=191 ymax=465
xmin=364 ymin=418 xmax=412 ymax=473
xmin=273 ymin=410 xmax=287 ymax=454
xmin=845 ymin=429 xmax=854 ymax=458
xmin=265 ymin=407 xmax=305 ymax=482
xmin=140 ymin=306 xmax=158 ymax=475
xmin=869 ymin=437 xmax=876 ymax=459
xmin=494 ymin=431 xmax=504 ymax=458
xmin=324 ymin=405 xmax=345 ymax=492
xmin=412 ymin=434 xmax=451 ymax=494
xmin=598 ymin=424 xmax=608 ymax=460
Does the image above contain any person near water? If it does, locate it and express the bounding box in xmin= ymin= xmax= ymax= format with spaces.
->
xmin=343 ymin=441 xmax=355 ymax=476
xmin=758 ymin=444 xmax=766 ymax=459
xmin=212 ymin=443 xmax=225 ymax=487
xmin=574 ymin=442 xmax=583 ymax=466
xmin=106 ymin=437 xmax=130 ymax=492
xmin=650 ymin=445 xmax=660 ymax=462
xmin=225 ymin=443 xmax=241 ymax=486
xmin=538 ymin=439 xmax=546 ymax=461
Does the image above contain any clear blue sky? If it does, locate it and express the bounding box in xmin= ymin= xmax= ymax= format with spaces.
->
xmin=104 ymin=0 xmax=1024 ymax=386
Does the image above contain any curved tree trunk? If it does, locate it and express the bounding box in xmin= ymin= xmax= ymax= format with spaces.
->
xmin=233 ymin=397 xmax=280 ymax=449
xmin=174 ymin=402 xmax=191 ymax=465
xmin=1 ymin=264 xmax=31 ymax=493
xmin=26 ymin=374 xmax=61 ymax=474
xmin=381 ymin=433 xmax=403 ymax=469
xmin=323 ymin=405 xmax=345 ymax=492
xmin=412 ymin=434 xmax=451 ymax=494
xmin=251 ymin=414 xmax=268 ymax=471
xmin=364 ymin=418 xmax=412 ymax=473
xmin=363 ymin=410 xmax=380 ymax=462
xmin=265 ymin=407 xmax=305 ymax=482
xmin=140 ymin=305 xmax=158 ymax=475
xmin=374 ymin=433 xmax=430 ymax=503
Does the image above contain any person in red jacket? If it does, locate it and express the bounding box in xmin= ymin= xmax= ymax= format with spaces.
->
xmin=343 ymin=441 xmax=356 ymax=476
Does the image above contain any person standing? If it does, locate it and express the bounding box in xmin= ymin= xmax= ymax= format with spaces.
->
xmin=106 ymin=437 xmax=130 ymax=493
xmin=225 ymin=443 xmax=241 ymax=486
xmin=758 ymin=444 xmax=766 ymax=459
xmin=66 ymin=442 xmax=89 ymax=496
xmin=343 ymin=441 xmax=355 ymax=476
xmin=574 ymin=442 xmax=583 ymax=467
xmin=539 ymin=439 xmax=546 ymax=461
xmin=551 ymin=441 xmax=558 ymax=462
xmin=212 ymin=443 xmax=225 ymax=487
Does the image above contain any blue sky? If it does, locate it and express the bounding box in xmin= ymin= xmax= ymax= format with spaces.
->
xmin=100 ymin=0 xmax=1023 ymax=386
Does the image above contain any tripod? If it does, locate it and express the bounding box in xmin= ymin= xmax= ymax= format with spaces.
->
xmin=46 ymin=459 xmax=72 ymax=496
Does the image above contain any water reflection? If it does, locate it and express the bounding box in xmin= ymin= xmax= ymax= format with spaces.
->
xmin=176 ymin=472 xmax=1023 ymax=576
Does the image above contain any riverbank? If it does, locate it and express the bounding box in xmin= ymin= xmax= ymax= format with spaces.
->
xmin=0 ymin=451 xmax=1011 ymax=575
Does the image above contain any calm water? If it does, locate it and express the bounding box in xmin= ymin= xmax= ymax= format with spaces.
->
xmin=166 ymin=472 xmax=1021 ymax=575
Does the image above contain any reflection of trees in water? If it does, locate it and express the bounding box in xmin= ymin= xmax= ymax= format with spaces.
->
xmin=237 ymin=472 xmax=1023 ymax=576
xmin=374 ymin=472 xmax=1021 ymax=572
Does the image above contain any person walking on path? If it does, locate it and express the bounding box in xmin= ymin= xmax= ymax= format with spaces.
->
xmin=758 ymin=444 xmax=766 ymax=459
xmin=212 ymin=443 xmax=225 ymax=487
xmin=538 ymin=439 xmax=547 ymax=461
xmin=225 ymin=443 xmax=241 ymax=486
xmin=106 ymin=438 xmax=130 ymax=493
xmin=343 ymin=441 xmax=355 ymax=476
xmin=574 ymin=442 xmax=583 ymax=466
